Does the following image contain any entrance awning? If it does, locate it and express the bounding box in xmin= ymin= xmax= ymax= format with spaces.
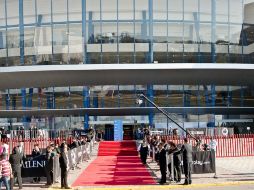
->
xmin=0 ymin=64 xmax=254 ymax=89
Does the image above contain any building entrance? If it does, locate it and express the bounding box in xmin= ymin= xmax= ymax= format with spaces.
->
xmin=123 ymin=125 xmax=134 ymax=140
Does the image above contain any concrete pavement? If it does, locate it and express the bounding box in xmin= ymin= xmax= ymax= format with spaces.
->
xmin=146 ymin=156 xmax=254 ymax=185
xmin=17 ymin=141 xmax=254 ymax=190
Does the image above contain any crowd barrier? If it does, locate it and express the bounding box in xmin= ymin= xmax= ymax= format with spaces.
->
xmin=10 ymin=129 xmax=70 ymax=140
xmin=18 ymin=141 xmax=94 ymax=179
xmin=1 ymin=137 xmax=74 ymax=155
xmin=165 ymin=151 xmax=216 ymax=181
xmin=53 ymin=140 xmax=95 ymax=182
xmin=159 ymin=134 xmax=254 ymax=157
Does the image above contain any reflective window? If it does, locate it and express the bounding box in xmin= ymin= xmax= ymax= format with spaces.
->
xmin=37 ymin=26 xmax=51 ymax=46
xmin=7 ymin=0 xmax=19 ymax=25
xmin=0 ymin=0 xmax=5 ymax=27
xmin=24 ymin=27 xmax=35 ymax=47
xmin=216 ymin=0 xmax=229 ymax=23
xmin=168 ymin=0 xmax=183 ymax=20
xmin=0 ymin=0 xmax=252 ymax=65
xmin=87 ymin=0 xmax=100 ymax=21
xmin=0 ymin=30 xmax=6 ymax=49
xmin=69 ymin=24 xmax=82 ymax=45
xmin=24 ymin=0 xmax=36 ymax=24
xmin=7 ymin=29 xmax=19 ymax=48
xmin=102 ymin=0 xmax=117 ymax=20
xmin=53 ymin=0 xmax=67 ymax=22
xmin=69 ymin=0 xmax=82 ymax=21
xmin=53 ymin=25 xmax=68 ymax=46
xmin=154 ymin=22 xmax=167 ymax=43
xmin=231 ymin=0 xmax=243 ymax=24
xmin=153 ymin=0 xmax=167 ymax=20
xmin=184 ymin=0 xmax=198 ymax=22
xmin=37 ymin=0 xmax=51 ymax=23
xmin=135 ymin=0 xmax=148 ymax=20
xmin=119 ymin=0 xmax=133 ymax=20
xmin=200 ymin=0 xmax=211 ymax=22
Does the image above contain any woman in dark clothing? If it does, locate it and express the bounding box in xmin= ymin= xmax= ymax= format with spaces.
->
xmin=59 ymin=143 xmax=71 ymax=189
xmin=139 ymin=140 xmax=149 ymax=164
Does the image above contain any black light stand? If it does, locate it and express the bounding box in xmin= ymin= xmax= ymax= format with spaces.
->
xmin=138 ymin=93 xmax=199 ymax=142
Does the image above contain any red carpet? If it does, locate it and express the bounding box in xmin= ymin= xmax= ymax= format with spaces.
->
xmin=72 ymin=141 xmax=156 ymax=186
xmin=98 ymin=141 xmax=138 ymax=156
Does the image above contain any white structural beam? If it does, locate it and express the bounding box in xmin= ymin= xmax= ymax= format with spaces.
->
xmin=0 ymin=64 xmax=254 ymax=89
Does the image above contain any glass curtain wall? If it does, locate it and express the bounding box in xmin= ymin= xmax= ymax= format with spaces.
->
xmin=0 ymin=0 xmax=254 ymax=126
xmin=0 ymin=0 xmax=253 ymax=65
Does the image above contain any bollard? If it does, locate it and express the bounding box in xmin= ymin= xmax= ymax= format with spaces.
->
xmin=213 ymin=150 xmax=218 ymax=178
xmin=170 ymin=154 xmax=174 ymax=182
xmin=90 ymin=141 xmax=93 ymax=154
xmin=152 ymin=146 xmax=155 ymax=162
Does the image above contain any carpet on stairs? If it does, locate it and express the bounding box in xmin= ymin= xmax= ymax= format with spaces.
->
xmin=72 ymin=141 xmax=156 ymax=186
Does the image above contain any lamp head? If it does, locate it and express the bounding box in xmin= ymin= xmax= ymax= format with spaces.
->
xmin=136 ymin=98 xmax=143 ymax=105
xmin=136 ymin=93 xmax=145 ymax=105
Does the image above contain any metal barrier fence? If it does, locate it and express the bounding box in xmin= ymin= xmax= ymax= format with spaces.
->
xmin=10 ymin=129 xmax=71 ymax=139
xmin=53 ymin=140 xmax=95 ymax=182
xmin=159 ymin=134 xmax=254 ymax=157
xmin=1 ymin=137 xmax=74 ymax=155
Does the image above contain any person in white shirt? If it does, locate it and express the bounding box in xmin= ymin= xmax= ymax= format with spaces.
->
xmin=209 ymin=137 xmax=217 ymax=152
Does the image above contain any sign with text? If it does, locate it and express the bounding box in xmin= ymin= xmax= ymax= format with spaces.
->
xmin=21 ymin=155 xmax=46 ymax=177
xmin=114 ymin=120 xmax=123 ymax=141
xmin=192 ymin=151 xmax=215 ymax=174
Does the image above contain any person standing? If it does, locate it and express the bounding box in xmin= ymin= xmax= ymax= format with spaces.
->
xmin=168 ymin=142 xmax=181 ymax=182
xmin=138 ymin=140 xmax=149 ymax=165
xmin=2 ymin=142 xmax=9 ymax=156
xmin=70 ymin=139 xmax=79 ymax=150
xmin=158 ymin=142 xmax=167 ymax=185
xmin=31 ymin=144 xmax=41 ymax=183
xmin=181 ymin=138 xmax=193 ymax=185
xmin=209 ymin=137 xmax=217 ymax=152
xmin=9 ymin=147 xmax=23 ymax=190
xmin=45 ymin=146 xmax=54 ymax=187
xmin=0 ymin=154 xmax=12 ymax=190
xmin=59 ymin=143 xmax=71 ymax=189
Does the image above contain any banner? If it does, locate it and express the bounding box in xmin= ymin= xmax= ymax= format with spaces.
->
xmin=192 ymin=151 xmax=215 ymax=174
xmin=21 ymin=155 xmax=46 ymax=177
xmin=68 ymin=148 xmax=77 ymax=169
xmin=114 ymin=120 xmax=123 ymax=141
xmin=22 ymin=145 xmax=88 ymax=178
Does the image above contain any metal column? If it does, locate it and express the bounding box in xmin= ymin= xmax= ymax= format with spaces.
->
xmin=147 ymin=0 xmax=154 ymax=127
xmin=83 ymin=87 xmax=90 ymax=129
xmin=82 ymin=0 xmax=90 ymax=129
xmin=19 ymin=0 xmax=27 ymax=122
xmin=209 ymin=0 xmax=217 ymax=128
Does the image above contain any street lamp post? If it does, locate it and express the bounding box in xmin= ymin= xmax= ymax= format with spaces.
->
xmin=137 ymin=93 xmax=198 ymax=142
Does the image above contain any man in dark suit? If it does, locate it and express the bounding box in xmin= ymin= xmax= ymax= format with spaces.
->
xmin=70 ymin=138 xmax=79 ymax=149
xmin=158 ymin=142 xmax=167 ymax=184
xmin=45 ymin=146 xmax=54 ymax=187
xmin=168 ymin=142 xmax=181 ymax=182
xmin=181 ymin=138 xmax=193 ymax=185
xmin=9 ymin=147 xmax=23 ymax=190
xmin=59 ymin=143 xmax=71 ymax=189
xmin=31 ymin=144 xmax=41 ymax=183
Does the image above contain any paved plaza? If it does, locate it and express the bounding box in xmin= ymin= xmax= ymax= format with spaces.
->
xmin=16 ymin=141 xmax=254 ymax=190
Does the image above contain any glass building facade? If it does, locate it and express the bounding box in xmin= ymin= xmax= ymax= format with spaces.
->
xmin=0 ymin=0 xmax=254 ymax=130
